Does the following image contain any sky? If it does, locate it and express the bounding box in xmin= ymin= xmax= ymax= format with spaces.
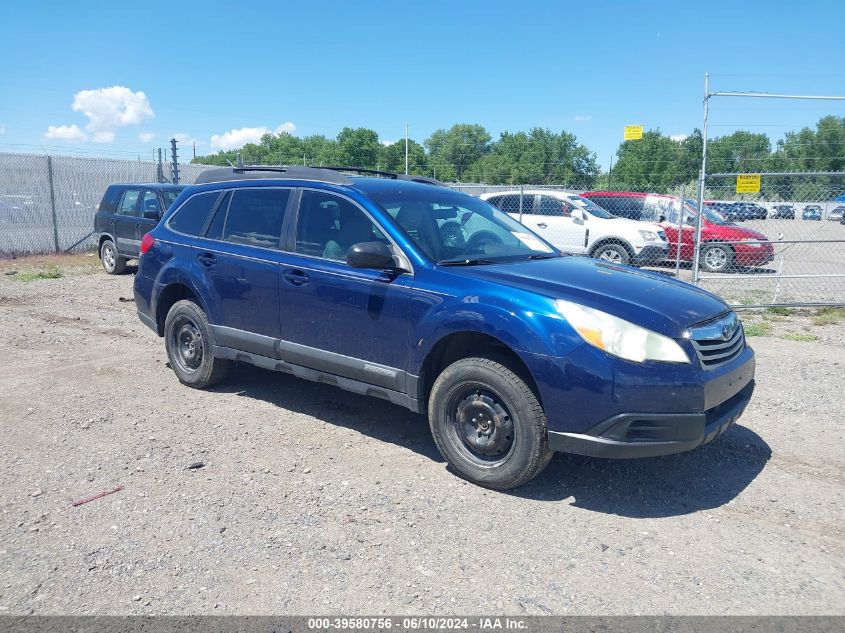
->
xmin=1 ymin=0 xmax=843 ymax=170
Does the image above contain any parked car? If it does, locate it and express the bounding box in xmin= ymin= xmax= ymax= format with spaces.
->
xmin=581 ymin=191 xmax=774 ymax=273
xmin=133 ymin=166 xmax=756 ymax=490
xmin=733 ymin=202 xmax=768 ymax=220
xmin=827 ymin=206 xmax=845 ymax=221
xmin=95 ymin=183 xmax=186 ymax=273
xmin=802 ymin=205 xmax=823 ymax=221
xmin=707 ymin=202 xmax=739 ymax=221
xmin=771 ymin=204 xmax=796 ymax=220
xmin=479 ymin=190 xmax=668 ymax=265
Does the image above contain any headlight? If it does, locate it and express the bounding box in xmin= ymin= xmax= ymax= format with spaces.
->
xmin=638 ymin=230 xmax=659 ymax=241
xmin=556 ymin=300 xmax=690 ymax=364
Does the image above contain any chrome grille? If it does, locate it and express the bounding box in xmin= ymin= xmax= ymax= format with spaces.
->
xmin=689 ymin=313 xmax=745 ymax=369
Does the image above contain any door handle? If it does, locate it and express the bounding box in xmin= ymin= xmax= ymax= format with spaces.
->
xmin=536 ymin=222 xmax=548 ymax=229
xmin=283 ymin=269 xmax=309 ymax=286
xmin=197 ymin=252 xmax=216 ymax=267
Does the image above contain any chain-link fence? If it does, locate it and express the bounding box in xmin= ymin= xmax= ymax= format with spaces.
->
xmin=0 ymin=152 xmax=210 ymax=254
xmin=1 ymin=152 xmax=842 ymax=307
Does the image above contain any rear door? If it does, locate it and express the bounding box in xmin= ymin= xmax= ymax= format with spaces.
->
xmin=114 ymin=188 xmax=142 ymax=256
xmin=191 ymin=187 xmax=293 ymax=351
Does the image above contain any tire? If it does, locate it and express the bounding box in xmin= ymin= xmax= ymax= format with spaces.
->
xmin=428 ymin=356 xmax=553 ymax=490
xmin=164 ymin=299 xmax=231 ymax=389
xmin=100 ymin=239 xmax=126 ymax=275
xmin=591 ymin=242 xmax=630 ymax=265
xmin=700 ymin=243 xmax=735 ymax=273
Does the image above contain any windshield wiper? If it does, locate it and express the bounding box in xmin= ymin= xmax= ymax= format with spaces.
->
xmin=525 ymin=253 xmax=561 ymax=260
xmin=437 ymin=257 xmax=500 ymax=266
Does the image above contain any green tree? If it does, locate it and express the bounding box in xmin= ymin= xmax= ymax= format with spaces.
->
xmin=425 ymin=124 xmax=492 ymax=181
xmin=610 ymin=130 xmax=682 ymax=192
xmin=336 ymin=127 xmax=380 ymax=168
xmin=378 ymin=139 xmax=426 ymax=174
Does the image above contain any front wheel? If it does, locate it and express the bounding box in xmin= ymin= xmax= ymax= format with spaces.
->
xmin=591 ymin=242 xmax=630 ymax=265
xmin=164 ymin=300 xmax=231 ymax=389
xmin=428 ymin=356 xmax=552 ymax=489
xmin=700 ymin=243 xmax=734 ymax=273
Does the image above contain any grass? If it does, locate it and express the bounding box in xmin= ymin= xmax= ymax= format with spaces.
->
xmin=9 ymin=267 xmax=63 ymax=282
xmin=743 ymin=321 xmax=772 ymax=337
xmin=812 ymin=307 xmax=845 ymax=326
xmin=782 ymin=332 xmax=819 ymax=343
xmin=766 ymin=306 xmax=795 ymax=317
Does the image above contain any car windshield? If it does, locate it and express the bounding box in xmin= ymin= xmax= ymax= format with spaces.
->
xmin=569 ymin=195 xmax=614 ymax=219
xmin=366 ymin=188 xmax=560 ymax=264
xmin=682 ymin=198 xmax=729 ymax=225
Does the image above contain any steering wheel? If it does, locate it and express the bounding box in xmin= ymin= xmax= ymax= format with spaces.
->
xmin=439 ymin=221 xmax=465 ymax=250
xmin=465 ymin=231 xmax=503 ymax=253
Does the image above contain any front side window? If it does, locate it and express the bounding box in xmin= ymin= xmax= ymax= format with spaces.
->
xmin=117 ymin=189 xmax=141 ymax=216
xmin=141 ymin=191 xmax=161 ymax=217
xmin=168 ymin=191 xmax=220 ymax=236
xmin=366 ymin=188 xmax=558 ymax=264
xmin=295 ymin=190 xmax=387 ymax=261
xmin=223 ymin=189 xmax=290 ymax=248
xmin=538 ymin=196 xmax=569 ymax=217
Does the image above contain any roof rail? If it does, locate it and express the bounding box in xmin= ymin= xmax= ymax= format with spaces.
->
xmin=194 ymin=166 xmax=353 ymax=185
xmin=315 ymin=166 xmax=446 ymax=187
xmin=194 ymin=165 xmax=447 ymax=187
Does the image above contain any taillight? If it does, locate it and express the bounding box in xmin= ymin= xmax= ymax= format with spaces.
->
xmin=140 ymin=233 xmax=155 ymax=254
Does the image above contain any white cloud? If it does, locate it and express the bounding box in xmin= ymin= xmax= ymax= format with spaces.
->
xmin=381 ymin=140 xmax=396 ymax=146
xmin=172 ymin=132 xmax=204 ymax=147
xmin=138 ymin=132 xmax=155 ymax=143
xmin=44 ymin=124 xmax=88 ymax=142
xmin=210 ymin=122 xmax=297 ymax=150
xmin=71 ymin=86 xmax=154 ymax=143
xmin=670 ymin=134 xmax=689 ymax=142
xmin=574 ymin=115 xmax=592 ymax=121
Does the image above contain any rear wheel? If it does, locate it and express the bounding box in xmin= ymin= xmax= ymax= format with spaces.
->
xmin=100 ymin=239 xmax=126 ymax=275
xmin=164 ymin=300 xmax=231 ymax=389
xmin=428 ymin=356 xmax=552 ymax=490
xmin=700 ymin=243 xmax=734 ymax=273
xmin=591 ymin=242 xmax=630 ymax=265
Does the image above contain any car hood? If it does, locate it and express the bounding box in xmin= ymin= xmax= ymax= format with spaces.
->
xmin=704 ymin=223 xmax=769 ymax=240
xmin=455 ymin=256 xmax=729 ymax=337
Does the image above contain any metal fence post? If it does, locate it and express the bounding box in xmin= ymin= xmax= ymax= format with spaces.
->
xmin=519 ymin=185 xmax=524 ymax=223
xmin=674 ymin=185 xmax=684 ymax=276
xmin=46 ymin=156 xmax=60 ymax=252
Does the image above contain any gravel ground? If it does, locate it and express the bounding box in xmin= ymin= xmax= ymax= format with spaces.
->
xmin=0 ymin=255 xmax=843 ymax=615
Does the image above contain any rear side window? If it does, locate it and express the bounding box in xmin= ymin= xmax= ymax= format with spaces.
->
xmin=99 ymin=186 xmax=122 ymax=213
xmin=116 ymin=189 xmax=141 ymax=217
xmin=223 ymin=188 xmax=291 ymax=248
xmin=169 ymin=192 xmax=220 ymax=236
xmin=497 ymin=194 xmax=533 ymax=214
xmin=141 ymin=191 xmax=161 ymax=216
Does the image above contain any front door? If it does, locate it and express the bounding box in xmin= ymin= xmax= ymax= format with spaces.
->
xmin=114 ymin=188 xmax=141 ymax=256
xmin=528 ymin=195 xmax=587 ymax=253
xmin=277 ymin=189 xmax=413 ymax=392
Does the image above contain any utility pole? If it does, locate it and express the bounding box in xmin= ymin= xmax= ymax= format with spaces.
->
xmin=157 ymin=148 xmax=164 ymax=182
xmin=170 ymin=138 xmax=180 ymax=184
xmin=192 ymin=141 xmax=196 ymax=160
xmin=691 ymin=73 xmax=709 ymax=282
xmin=405 ymin=123 xmax=409 ymax=175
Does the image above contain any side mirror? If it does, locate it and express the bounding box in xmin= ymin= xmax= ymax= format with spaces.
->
xmin=143 ymin=209 xmax=160 ymax=220
xmin=571 ymin=208 xmax=585 ymax=223
xmin=347 ymin=241 xmax=398 ymax=270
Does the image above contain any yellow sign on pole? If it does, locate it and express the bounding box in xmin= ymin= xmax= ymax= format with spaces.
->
xmin=624 ymin=125 xmax=643 ymax=140
xmin=736 ymin=174 xmax=761 ymax=193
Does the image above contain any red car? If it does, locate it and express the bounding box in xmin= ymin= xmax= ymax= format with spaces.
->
xmin=581 ymin=191 xmax=774 ymax=273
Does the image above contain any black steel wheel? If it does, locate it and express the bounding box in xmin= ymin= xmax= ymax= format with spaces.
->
xmin=164 ymin=300 xmax=230 ymax=389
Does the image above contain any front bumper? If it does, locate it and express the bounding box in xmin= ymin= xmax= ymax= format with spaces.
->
xmin=548 ymin=380 xmax=754 ymax=458
xmin=633 ymin=244 xmax=669 ymax=265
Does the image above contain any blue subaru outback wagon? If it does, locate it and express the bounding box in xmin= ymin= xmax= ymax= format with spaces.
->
xmin=134 ymin=166 xmax=755 ymax=489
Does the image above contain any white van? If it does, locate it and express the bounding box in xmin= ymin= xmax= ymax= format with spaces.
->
xmin=481 ymin=190 xmax=669 ymax=265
